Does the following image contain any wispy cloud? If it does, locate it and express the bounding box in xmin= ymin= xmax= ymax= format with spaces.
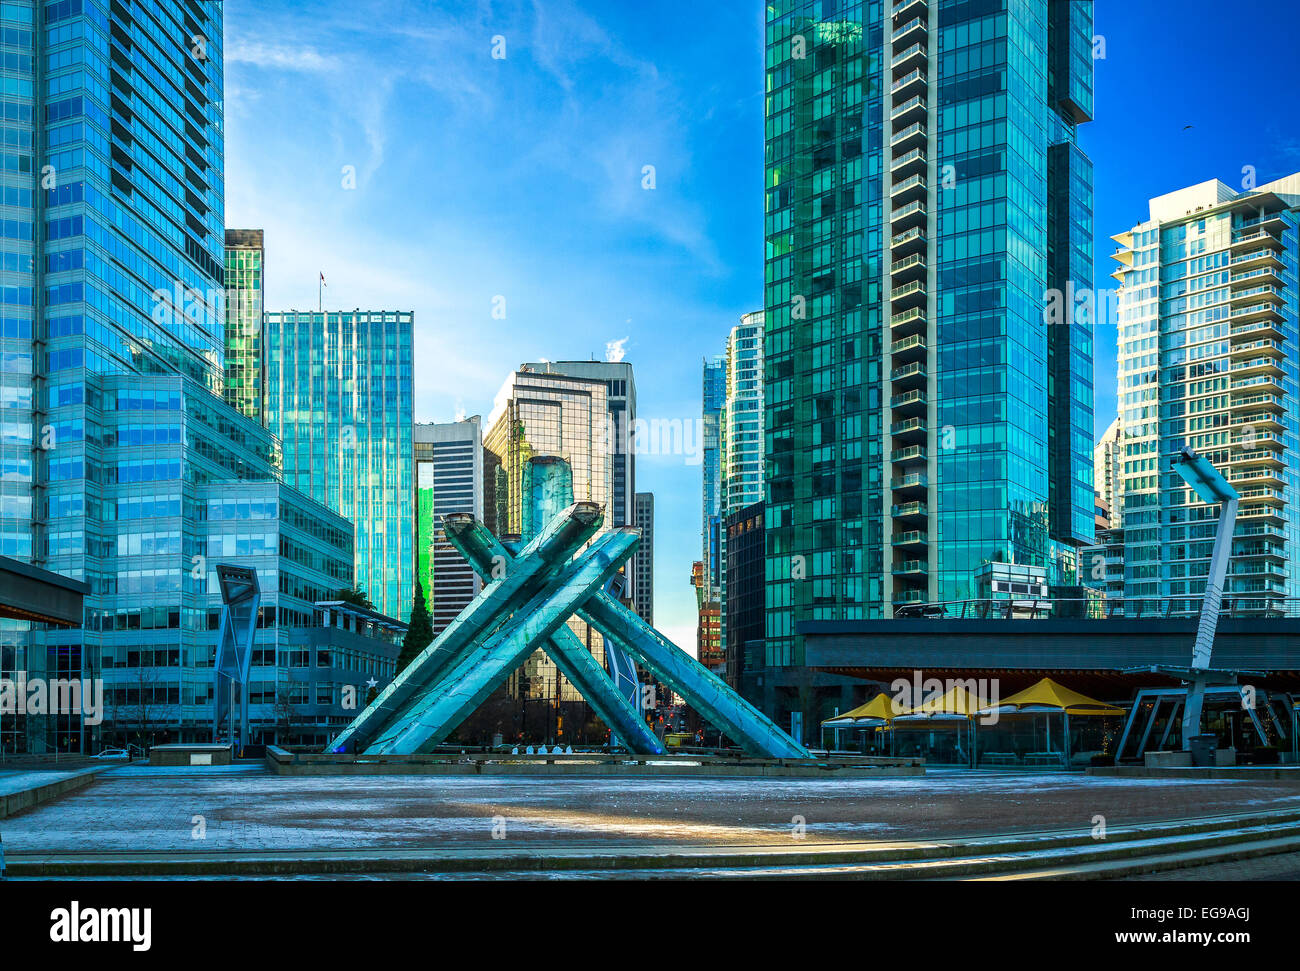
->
xmin=223 ymin=0 xmax=764 ymax=638
xmin=226 ymin=40 xmax=343 ymax=73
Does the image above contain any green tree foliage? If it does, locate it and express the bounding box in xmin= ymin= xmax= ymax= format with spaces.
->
xmin=333 ymin=587 xmax=375 ymax=610
xmin=398 ymin=581 xmax=433 ymax=675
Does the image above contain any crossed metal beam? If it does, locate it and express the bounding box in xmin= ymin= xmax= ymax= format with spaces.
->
xmin=328 ymin=500 xmax=809 ymax=759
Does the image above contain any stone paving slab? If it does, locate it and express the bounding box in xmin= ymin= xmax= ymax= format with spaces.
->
xmin=4 ymin=766 xmax=1300 ymax=855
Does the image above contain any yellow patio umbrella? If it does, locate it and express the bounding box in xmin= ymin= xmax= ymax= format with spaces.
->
xmin=978 ymin=678 xmax=1122 ymax=767
xmin=897 ymin=683 xmax=989 ymax=718
xmin=894 ymin=684 xmax=989 ymax=767
xmin=990 ymin=678 xmax=1122 ymax=716
xmin=820 ymin=693 xmax=904 ymax=727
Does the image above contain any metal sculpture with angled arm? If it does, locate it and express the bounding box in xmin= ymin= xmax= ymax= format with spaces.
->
xmin=328 ymin=500 xmax=603 ymax=754
xmin=444 ymin=515 xmax=663 ymax=754
xmin=326 ymin=456 xmax=808 ymax=759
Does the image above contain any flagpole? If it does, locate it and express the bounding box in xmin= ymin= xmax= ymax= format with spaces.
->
xmin=318 ymin=273 xmax=322 ymax=313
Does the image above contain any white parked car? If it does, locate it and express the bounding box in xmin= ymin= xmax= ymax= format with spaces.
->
xmin=91 ymin=748 xmax=130 ymax=759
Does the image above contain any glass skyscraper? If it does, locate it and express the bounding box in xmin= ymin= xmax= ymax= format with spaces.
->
xmin=699 ymin=354 xmax=726 ymax=669
xmin=222 ymin=228 xmax=263 ymax=422
xmin=718 ymin=311 xmax=765 ymax=659
xmin=414 ymin=417 xmax=483 ymax=635
xmin=484 ymin=366 xmax=612 ymax=702
xmin=263 ymin=310 xmax=414 ymax=621
xmin=701 ymin=353 xmax=726 ymax=596
xmin=0 ymin=0 xmax=377 ymax=753
xmin=722 ymin=311 xmax=766 ymax=517
xmin=1112 ymin=174 xmax=1300 ymax=612
xmin=763 ymin=0 xmax=1095 ymax=681
xmin=514 ymin=359 xmax=650 ymax=615
xmin=517 ymin=361 xmax=636 ymax=524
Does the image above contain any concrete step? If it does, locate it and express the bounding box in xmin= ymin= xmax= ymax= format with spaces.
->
xmin=975 ymin=834 xmax=1300 ymax=881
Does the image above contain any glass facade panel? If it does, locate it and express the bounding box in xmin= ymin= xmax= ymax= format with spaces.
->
xmin=263 ymin=310 xmax=415 ymax=621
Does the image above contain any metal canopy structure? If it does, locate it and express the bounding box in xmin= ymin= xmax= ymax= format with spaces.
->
xmin=1120 ymin=447 xmax=1242 ymax=752
xmin=328 ymin=458 xmax=809 ymax=759
xmin=213 ymin=564 xmax=260 ymax=747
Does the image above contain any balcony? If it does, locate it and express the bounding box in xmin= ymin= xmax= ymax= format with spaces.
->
xmin=1230 ymin=247 xmax=1285 ymax=271
xmin=890 ymin=225 xmax=926 ymax=255
xmin=890 ymin=145 xmax=926 ymax=177
xmin=892 ymin=559 xmax=929 ymax=576
xmin=1240 ymin=505 xmax=1286 ymax=526
xmin=890 ymin=306 xmax=926 ymax=336
xmin=890 ymin=172 xmax=926 ymax=205
xmin=891 ymin=444 xmax=926 ymax=464
xmin=1235 ymin=523 xmax=1287 ymax=542
xmin=1231 ymin=375 xmax=1284 ymax=396
xmin=1236 ymin=211 xmax=1287 ymax=234
xmin=1228 ymin=337 xmax=1284 ymax=359
xmin=1230 ymin=355 xmax=1284 ymax=378
xmin=1229 ymin=228 xmax=1284 ymax=252
xmin=890 ymin=253 xmax=926 ymax=282
xmin=890 ymin=333 xmax=926 ymax=362
xmin=890 ymin=362 xmax=926 ymax=387
xmin=890 ymin=279 xmax=925 ymax=305
xmin=1229 ymin=430 xmax=1284 ymax=450
xmin=1229 ymin=300 xmax=1284 ymax=324
xmin=890 ymin=389 xmax=927 ymax=414
xmin=890 ymin=120 xmax=926 ymax=152
xmin=891 ymin=501 xmax=928 ymax=521
xmin=890 ymin=68 xmax=926 ymax=98
xmin=891 ymin=41 xmax=926 ymax=72
xmin=890 ymin=199 xmax=926 ymax=230
xmin=892 ymin=588 xmax=927 ymax=606
xmin=1231 ymin=469 xmax=1288 ymax=492
xmin=890 ymin=417 xmax=927 ymax=440
xmin=1227 ymin=446 xmax=1284 ymax=468
xmin=1230 ymin=318 xmax=1285 ymax=341
xmin=1233 ymin=541 xmax=1288 ymax=562
xmin=892 ymin=529 xmax=928 ymax=548
xmin=891 ymin=16 xmax=926 ymax=44
xmin=890 ymin=94 xmax=926 ymax=125
xmin=1230 ymin=266 xmax=1283 ymax=287
xmin=1229 ymin=411 xmax=1284 ymax=431
xmin=892 ymin=0 xmax=926 ymax=18
xmin=1227 ymin=391 xmax=1285 ymax=413
xmin=1227 ymin=284 xmax=1284 ymax=307
xmin=891 ymin=472 xmax=928 ymax=494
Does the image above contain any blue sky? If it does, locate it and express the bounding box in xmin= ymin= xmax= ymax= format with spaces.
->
xmin=224 ymin=0 xmax=1300 ymax=647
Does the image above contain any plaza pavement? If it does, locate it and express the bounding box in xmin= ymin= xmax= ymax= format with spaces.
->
xmin=4 ymin=763 xmax=1300 ymax=854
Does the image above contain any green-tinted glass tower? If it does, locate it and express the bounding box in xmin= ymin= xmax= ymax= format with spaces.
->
xmin=264 ymin=310 xmax=415 ymax=621
xmin=223 ymin=229 xmax=264 ymax=421
xmin=763 ymin=0 xmax=1095 ymax=690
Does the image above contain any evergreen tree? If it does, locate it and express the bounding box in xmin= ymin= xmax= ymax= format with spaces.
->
xmin=398 ymin=581 xmax=433 ymax=674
